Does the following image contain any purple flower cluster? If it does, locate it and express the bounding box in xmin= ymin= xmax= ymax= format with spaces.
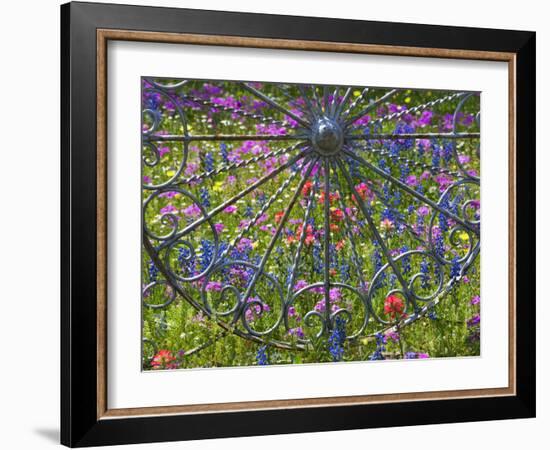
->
xmin=404 ymin=352 xmax=430 ymax=359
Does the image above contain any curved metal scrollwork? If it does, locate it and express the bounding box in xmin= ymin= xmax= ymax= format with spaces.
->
xmin=141 ymin=79 xmax=480 ymax=356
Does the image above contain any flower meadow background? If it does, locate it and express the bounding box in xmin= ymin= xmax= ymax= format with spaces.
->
xmin=141 ymin=78 xmax=481 ymax=370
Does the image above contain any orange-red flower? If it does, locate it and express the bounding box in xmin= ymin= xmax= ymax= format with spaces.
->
xmin=384 ymin=295 xmax=405 ymax=320
xmin=302 ymin=180 xmax=313 ymax=197
xmin=330 ymin=207 xmax=344 ymax=222
xmin=295 ymin=224 xmax=316 ymax=246
xmin=286 ymin=235 xmax=297 ymax=244
xmin=319 ymin=190 xmax=340 ymax=205
xmin=355 ymin=182 xmax=372 ymax=200
xmin=151 ymin=349 xmax=177 ymax=370
xmin=297 ymin=223 xmax=313 ymax=236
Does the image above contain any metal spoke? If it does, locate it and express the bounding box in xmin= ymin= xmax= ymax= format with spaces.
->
xmin=342 ymin=148 xmax=478 ymax=234
xmin=298 ymin=85 xmax=319 ymax=121
xmin=368 ymin=92 xmax=464 ymax=127
xmin=350 ymin=141 xmax=461 ymax=178
xmin=330 ymin=161 xmax=366 ymax=287
xmin=344 ymin=89 xmax=400 ymax=128
xmin=328 ymin=87 xmax=339 ymax=117
xmin=220 ymin=158 xmax=309 ymax=260
xmin=322 ymin=157 xmax=332 ymax=327
xmin=285 ymin=172 xmax=320 ymax=302
xmin=336 ymin=157 xmax=415 ymax=307
xmin=275 ymin=84 xmax=310 ymax=119
xmin=333 ymin=87 xmax=353 ymax=119
xmin=159 ymin=151 xmax=309 ymax=249
xmin=179 ymin=142 xmax=305 ymax=184
xmin=341 ymin=87 xmax=369 ymax=119
xmin=144 ymin=133 xmax=308 ymax=142
xmin=323 ymin=86 xmax=330 ymax=114
xmin=341 ymin=156 xmax=427 ymax=245
xmin=241 ymin=82 xmax=310 ymax=128
xmin=312 ymin=85 xmax=324 ymax=115
xmin=183 ymin=92 xmax=292 ymax=128
xmin=347 ymin=132 xmax=480 ymax=140
xmin=237 ymin=156 xmax=319 ymax=322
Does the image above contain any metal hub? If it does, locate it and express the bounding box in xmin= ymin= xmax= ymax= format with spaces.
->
xmin=311 ymin=117 xmax=344 ymax=156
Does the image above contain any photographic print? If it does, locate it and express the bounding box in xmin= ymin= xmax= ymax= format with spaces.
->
xmin=62 ymin=5 xmax=534 ymax=444
xmin=141 ymin=78 xmax=481 ymax=371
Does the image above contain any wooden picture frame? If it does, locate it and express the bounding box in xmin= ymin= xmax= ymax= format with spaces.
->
xmin=61 ymin=1 xmax=535 ymax=447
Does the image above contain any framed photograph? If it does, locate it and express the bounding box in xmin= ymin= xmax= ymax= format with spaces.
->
xmin=61 ymin=1 xmax=536 ymax=447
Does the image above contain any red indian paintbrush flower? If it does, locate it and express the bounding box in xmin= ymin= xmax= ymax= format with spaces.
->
xmin=355 ymin=182 xmax=371 ymax=200
xmin=384 ymin=295 xmax=405 ymax=320
xmin=302 ymin=180 xmax=313 ymax=197
xmin=330 ymin=208 xmax=344 ymax=222
xmin=151 ymin=349 xmax=177 ymax=370
xmin=319 ymin=190 xmax=340 ymax=204
xmin=274 ymin=211 xmax=285 ymax=223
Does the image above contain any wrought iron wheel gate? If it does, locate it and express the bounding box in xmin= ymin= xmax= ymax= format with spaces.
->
xmin=141 ymin=78 xmax=480 ymax=357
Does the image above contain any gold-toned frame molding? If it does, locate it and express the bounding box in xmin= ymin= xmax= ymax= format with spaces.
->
xmin=96 ymin=29 xmax=516 ymax=420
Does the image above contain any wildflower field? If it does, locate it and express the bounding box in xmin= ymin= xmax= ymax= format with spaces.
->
xmin=141 ymin=78 xmax=481 ymax=370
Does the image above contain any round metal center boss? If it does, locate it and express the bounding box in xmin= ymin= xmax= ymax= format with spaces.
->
xmin=311 ymin=116 xmax=344 ymax=156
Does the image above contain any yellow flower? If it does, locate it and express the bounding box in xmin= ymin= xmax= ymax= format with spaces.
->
xmin=213 ymin=181 xmax=224 ymax=192
xmin=459 ymin=231 xmax=469 ymax=241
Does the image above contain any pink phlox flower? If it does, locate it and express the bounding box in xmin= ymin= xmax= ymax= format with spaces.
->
xmin=406 ymin=175 xmax=418 ymax=186
xmin=205 ymin=281 xmax=223 ymax=292
xmin=329 ymin=287 xmax=342 ymax=302
xmin=182 ymin=203 xmax=201 ymax=218
xmin=288 ymin=327 xmax=304 ymax=339
xmin=442 ymin=113 xmax=454 ymax=130
xmin=417 ymin=206 xmax=430 ymax=217
xmin=417 ymin=110 xmax=433 ymax=127
xmin=434 ymin=174 xmax=453 ymax=192
xmin=294 ymin=280 xmax=308 ymax=292
xmin=158 ymin=146 xmax=170 ymax=157
xmin=184 ymin=162 xmax=199 ymax=176
xmin=236 ymin=238 xmax=253 ymax=252
xmin=256 ymin=123 xmax=287 ymax=135
xmin=160 ymin=204 xmax=178 ymax=215
xmin=388 ymin=103 xmax=403 ymax=113
xmin=353 ymin=114 xmax=371 ymax=126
